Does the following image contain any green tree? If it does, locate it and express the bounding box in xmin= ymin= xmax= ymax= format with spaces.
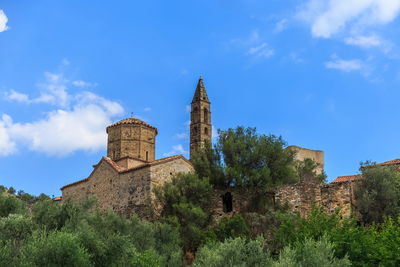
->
xmin=356 ymin=163 xmax=400 ymax=224
xmin=155 ymin=173 xmax=212 ymax=251
xmin=295 ymin=158 xmax=327 ymax=183
xmin=192 ymin=127 xmax=299 ymax=212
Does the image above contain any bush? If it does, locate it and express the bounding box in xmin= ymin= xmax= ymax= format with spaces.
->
xmin=0 ymin=194 xmax=25 ymax=218
xmin=21 ymin=231 xmax=92 ymax=266
xmin=0 ymin=214 xmax=36 ymax=242
xmin=213 ymin=214 xmax=250 ymax=241
xmin=274 ymin=236 xmax=350 ymax=267
xmin=193 ymin=237 xmax=271 ymax=267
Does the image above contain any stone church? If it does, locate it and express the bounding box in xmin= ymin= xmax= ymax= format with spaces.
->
xmin=63 ymin=76 xmax=361 ymax=219
xmin=61 ymin=77 xmax=212 ymax=217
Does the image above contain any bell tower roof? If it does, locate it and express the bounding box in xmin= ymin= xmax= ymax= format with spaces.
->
xmin=192 ymin=76 xmax=210 ymax=103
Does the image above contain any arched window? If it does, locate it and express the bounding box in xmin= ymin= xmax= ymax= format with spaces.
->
xmin=192 ymin=106 xmax=199 ymax=123
xmin=146 ymin=151 xmax=149 ymax=161
xmin=204 ymin=127 xmax=208 ymax=135
xmin=204 ymin=108 xmax=209 ymax=124
xmin=222 ymin=192 xmax=233 ymax=213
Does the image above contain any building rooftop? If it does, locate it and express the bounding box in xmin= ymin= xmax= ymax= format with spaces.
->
xmin=106 ymin=117 xmax=158 ymax=133
xmin=332 ymin=158 xmax=400 ymax=184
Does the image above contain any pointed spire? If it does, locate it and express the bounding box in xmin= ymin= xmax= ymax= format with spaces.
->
xmin=192 ymin=76 xmax=210 ymax=103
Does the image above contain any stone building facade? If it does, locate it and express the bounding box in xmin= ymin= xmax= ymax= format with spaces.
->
xmin=61 ymin=78 xmax=213 ymax=217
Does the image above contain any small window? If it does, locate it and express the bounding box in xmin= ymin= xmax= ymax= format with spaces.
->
xmin=204 ymin=127 xmax=208 ymax=135
xmin=146 ymin=151 xmax=149 ymax=161
xmin=222 ymin=192 xmax=233 ymax=213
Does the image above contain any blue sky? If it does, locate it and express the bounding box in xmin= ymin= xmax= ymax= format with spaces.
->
xmin=2 ymin=0 xmax=400 ymax=196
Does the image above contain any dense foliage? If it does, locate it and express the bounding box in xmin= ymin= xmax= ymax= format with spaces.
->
xmin=191 ymin=127 xmax=298 ymax=189
xmin=356 ymin=162 xmax=400 ymax=224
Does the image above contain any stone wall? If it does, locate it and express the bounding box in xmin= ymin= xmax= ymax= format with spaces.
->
xmin=210 ymin=189 xmax=252 ymax=222
xmin=275 ymin=181 xmax=356 ymax=217
xmin=62 ymin=157 xmax=193 ymax=219
xmin=150 ymin=158 xmax=194 ymax=216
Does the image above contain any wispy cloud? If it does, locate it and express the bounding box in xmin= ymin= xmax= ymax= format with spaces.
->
xmin=5 ymin=90 xmax=30 ymax=103
xmin=72 ymin=80 xmax=97 ymax=88
xmin=0 ymin=10 xmax=9 ymax=33
xmin=176 ymin=133 xmax=188 ymax=139
xmin=246 ymin=43 xmax=274 ymax=58
xmin=163 ymin=144 xmax=188 ymax=157
xmin=5 ymin=72 xmax=70 ymax=107
xmin=0 ymin=68 xmax=124 ymax=157
xmin=298 ymin=0 xmax=400 ymax=38
xmin=274 ymin=19 xmax=288 ymax=33
xmin=229 ymin=30 xmax=275 ymax=60
xmin=344 ymin=35 xmax=382 ymax=48
xmin=144 ymin=107 xmax=152 ymax=112
xmin=325 ymin=55 xmax=364 ymax=72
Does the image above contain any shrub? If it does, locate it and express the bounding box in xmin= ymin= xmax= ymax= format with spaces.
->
xmin=21 ymin=231 xmax=92 ymax=266
xmin=193 ymin=237 xmax=271 ymax=267
xmin=0 ymin=194 xmax=25 ymax=218
xmin=213 ymin=214 xmax=250 ymax=241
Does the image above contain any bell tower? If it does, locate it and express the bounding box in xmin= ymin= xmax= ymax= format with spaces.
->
xmin=190 ymin=76 xmax=212 ymax=158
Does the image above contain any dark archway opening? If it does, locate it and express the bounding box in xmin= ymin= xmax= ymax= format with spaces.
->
xmin=204 ymin=108 xmax=209 ymax=124
xmin=222 ymin=192 xmax=233 ymax=213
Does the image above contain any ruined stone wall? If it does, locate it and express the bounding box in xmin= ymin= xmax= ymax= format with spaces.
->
xmin=210 ymin=189 xmax=252 ymax=222
xmin=275 ymin=181 xmax=356 ymax=217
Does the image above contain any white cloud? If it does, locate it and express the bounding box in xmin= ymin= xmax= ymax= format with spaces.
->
xmin=185 ymin=105 xmax=191 ymax=113
xmin=298 ymin=0 xmax=400 ymax=38
xmin=0 ymin=72 xmax=124 ymax=157
xmin=176 ymin=133 xmax=188 ymax=139
xmin=163 ymin=144 xmax=188 ymax=157
xmin=344 ymin=35 xmax=382 ymax=48
xmin=325 ymin=56 xmax=363 ymax=72
xmin=274 ymin=19 xmax=288 ymax=33
xmin=144 ymin=107 xmax=151 ymax=112
xmin=212 ymin=125 xmax=218 ymax=140
xmin=72 ymin=80 xmax=97 ymax=87
xmin=246 ymin=43 xmax=275 ymax=58
xmin=0 ymin=115 xmax=16 ymax=156
xmin=5 ymin=90 xmax=30 ymax=103
xmin=0 ymin=10 xmax=9 ymax=33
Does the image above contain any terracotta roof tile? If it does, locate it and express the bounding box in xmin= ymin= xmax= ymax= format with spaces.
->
xmin=331 ymin=174 xmax=362 ymax=184
xmin=377 ymin=158 xmax=400 ymax=166
xmin=106 ymin=117 xmax=157 ymax=133
xmin=53 ymin=196 xmax=62 ymax=201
